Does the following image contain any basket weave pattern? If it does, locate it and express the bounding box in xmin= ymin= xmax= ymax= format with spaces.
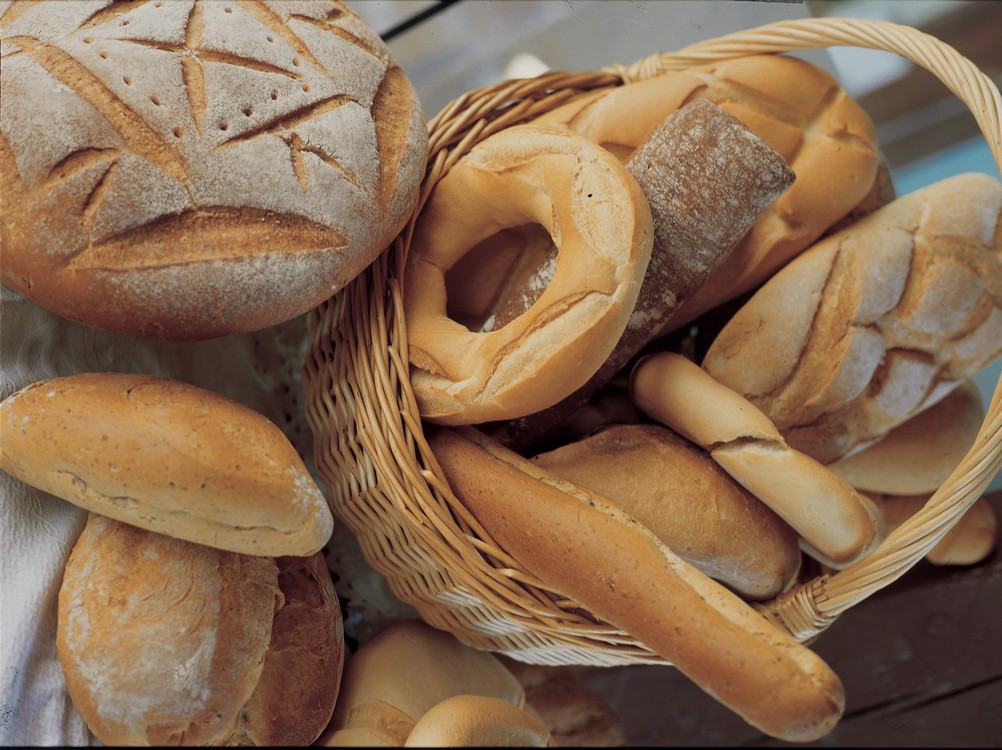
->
xmin=303 ymin=18 xmax=1002 ymax=666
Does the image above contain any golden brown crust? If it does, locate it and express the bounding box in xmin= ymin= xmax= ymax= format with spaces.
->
xmin=320 ymin=620 xmax=526 ymax=744
xmin=827 ymin=379 xmax=984 ymax=495
xmin=533 ymin=423 xmax=801 ymax=600
xmin=225 ymin=553 xmax=346 ymax=746
xmin=0 ymin=372 xmax=333 ymax=556
xmin=630 ymin=352 xmax=881 ymax=569
xmin=429 ymin=427 xmax=845 ymax=743
xmin=403 ymin=695 xmax=552 ymax=747
xmin=537 ymin=53 xmax=881 ymax=327
xmin=703 ymin=173 xmax=1002 ymax=464
xmin=56 ymin=514 xmax=282 ymax=746
xmin=0 ymin=1 xmax=426 ymax=340
xmin=404 ymin=124 xmax=653 ymax=425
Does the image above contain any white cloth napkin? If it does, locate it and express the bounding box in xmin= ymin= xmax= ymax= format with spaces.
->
xmin=0 ymin=286 xmax=311 ymax=746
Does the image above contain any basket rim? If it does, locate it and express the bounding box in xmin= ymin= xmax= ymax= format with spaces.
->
xmin=304 ymin=15 xmax=1002 ymax=661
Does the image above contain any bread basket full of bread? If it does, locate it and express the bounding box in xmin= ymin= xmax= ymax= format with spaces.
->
xmin=303 ymin=16 xmax=1001 ymax=744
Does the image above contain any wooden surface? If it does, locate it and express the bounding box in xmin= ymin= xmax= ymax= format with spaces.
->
xmin=583 ymin=490 xmax=1002 ymax=747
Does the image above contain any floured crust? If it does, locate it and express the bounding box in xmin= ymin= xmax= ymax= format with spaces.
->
xmin=56 ymin=513 xmax=282 ymax=746
xmin=827 ymin=378 xmax=984 ymax=495
xmin=0 ymin=0 xmax=427 ymax=340
xmin=0 ymin=371 xmax=333 ymax=556
xmin=536 ymin=53 xmax=881 ymax=327
xmin=703 ymin=173 xmax=1002 ymax=463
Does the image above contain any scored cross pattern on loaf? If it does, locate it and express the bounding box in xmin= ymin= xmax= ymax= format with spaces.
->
xmin=0 ymin=0 xmax=426 ymax=340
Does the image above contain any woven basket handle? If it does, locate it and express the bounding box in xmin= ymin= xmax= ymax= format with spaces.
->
xmin=609 ymin=17 xmax=1002 ymax=639
xmin=610 ymin=17 xmax=1001 ymax=175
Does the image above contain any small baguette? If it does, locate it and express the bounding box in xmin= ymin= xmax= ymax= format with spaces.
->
xmin=428 ymin=426 xmax=845 ymax=743
xmin=0 ymin=372 xmax=333 ymax=556
xmin=630 ymin=352 xmax=882 ymax=569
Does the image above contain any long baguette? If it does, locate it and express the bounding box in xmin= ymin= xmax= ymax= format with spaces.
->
xmin=428 ymin=426 xmax=845 ymax=743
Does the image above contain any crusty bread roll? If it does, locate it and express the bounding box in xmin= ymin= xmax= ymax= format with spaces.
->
xmin=404 ymin=124 xmax=653 ymax=425
xmin=702 ymin=173 xmax=1002 ymax=464
xmin=536 ymin=53 xmax=880 ymax=328
xmin=827 ymin=379 xmax=984 ymax=495
xmin=428 ymin=427 xmax=845 ymax=743
xmin=487 ymin=99 xmax=793 ymax=452
xmin=630 ymin=352 xmax=882 ymax=569
xmin=533 ymin=423 xmax=801 ymax=600
xmin=57 ymin=513 xmax=344 ymax=746
xmin=0 ymin=0 xmax=427 ymax=340
xmin=225 ymin=553 xmax=346 ymax=746
xmin=0 ymin=372 xmax=333 ymax=556
xmin=318 ymin=619 xmax=527 ymax=746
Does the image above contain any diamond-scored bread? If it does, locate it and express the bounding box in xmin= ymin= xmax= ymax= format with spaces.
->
xmin=0 ymin=0 xmax=427 ymax=340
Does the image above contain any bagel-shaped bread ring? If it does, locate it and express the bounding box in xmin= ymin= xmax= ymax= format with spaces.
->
xmin=404 ymin=124 xmax=654 ymax=425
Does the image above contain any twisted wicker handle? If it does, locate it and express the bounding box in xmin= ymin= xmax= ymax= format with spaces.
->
xmin=612 ymin=17 xmax=1002 ymax=638
xmin=612 ymin=18 xmax=1001 ymax=173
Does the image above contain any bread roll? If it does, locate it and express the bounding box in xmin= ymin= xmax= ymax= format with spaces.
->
xmin=0 ymin=0 xmax=426 ymax=340
xmin=318 ymin=619 xmax=527 ymax=746
xmin=827 ymin=378 xmax=984 ymax=495
xmin=429 ymin=427 xmax=845 ymax=743
xmin=866 ymin=491 xmax=998 ymax=567
xmin=404 ymin=124 xmax=653 ymax=424
xmin=536 ymin=53 xmax=880 ymax=327
xmin=703 ymin=173 xmax=1002 ymax=464
xmin=225 ymin=553 xmax=346 ymax=746
xmin=533 ymin=423 xmax=801 ymax=600
xmin=403 ymin=695 xmax=551 ymax=748
xmin=0 ymin=372 xmax=333 ymax=556
xmin=488 ymin=99 xmax=793 ymax=451
xmin=630 ymin=352 xmax=882 ymax=569
xmin=57 ymin=513 xmax=281 ymax=746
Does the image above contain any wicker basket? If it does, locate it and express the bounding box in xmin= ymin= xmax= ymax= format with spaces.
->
xmin=303 ymin=17 xmax=1002 ymax=667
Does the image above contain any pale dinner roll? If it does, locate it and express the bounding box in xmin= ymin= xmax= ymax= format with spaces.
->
xmin=630 ymin=352 xmax=882 ymax=569
xmin=533 ymin=423 xmax=801 ymax=600
xmin=703 ymin=173 xmax=1002 ymax=464
xmin=429 ymin=427 xmax=845 ymax=743
xmin=404 ymin=695 xmax=551 ymax=748
xmin=317 ymin=619 xmax=527 ymax=746
xmin=827 ymin=379 xmax=984 ymax=495
xmin=536 ymin=53 xmax=881 ymax=328
xmin=0 ymin=372 xmax=333 ymax=556
xmin=404 ymin=124 xmax=653 ymax=425
xmin=0 ymin=0 xmax=426 ymax=340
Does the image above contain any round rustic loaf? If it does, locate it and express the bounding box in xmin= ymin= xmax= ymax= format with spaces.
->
xmin=0 ymin=0 xmax=427 ymax=340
